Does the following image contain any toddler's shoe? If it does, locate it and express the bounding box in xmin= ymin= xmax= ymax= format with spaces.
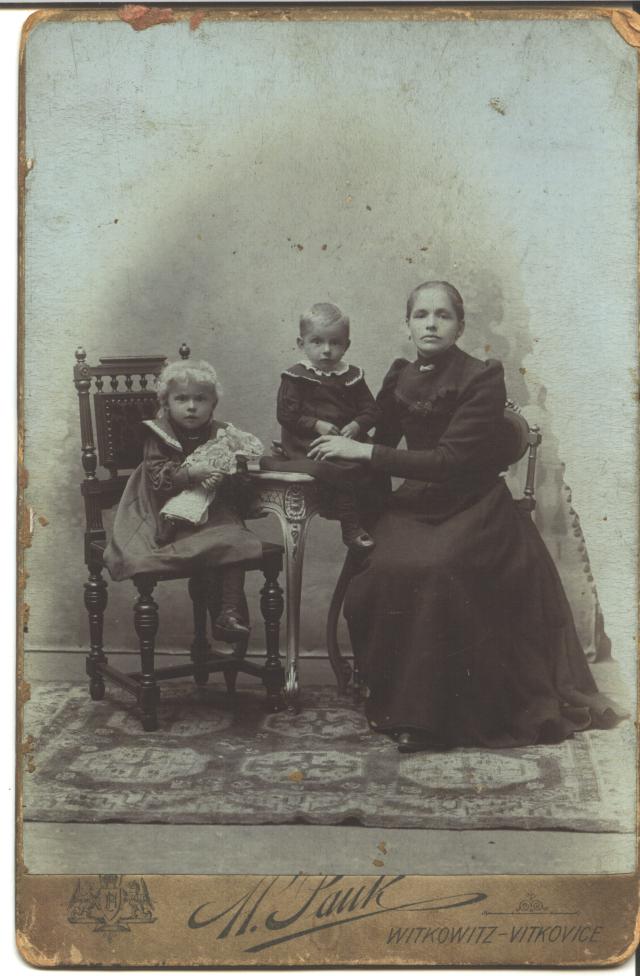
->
xmin=341 ymin=525 xmax=376 ymax=552
xmin=397 ymin=731 xmax=426 ymax=754
xmin=213 ymin=609 xmax=251 ymax=643
xmin=396 ymin=729 xmax=454 ymax=754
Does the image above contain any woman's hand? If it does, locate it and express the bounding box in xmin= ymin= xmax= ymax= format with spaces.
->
xmin=307 ymin=435 xmax=374 ymax=462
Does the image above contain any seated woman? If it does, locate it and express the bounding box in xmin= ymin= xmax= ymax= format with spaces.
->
xmin=308 ymin=280 xmax=625 ymax=753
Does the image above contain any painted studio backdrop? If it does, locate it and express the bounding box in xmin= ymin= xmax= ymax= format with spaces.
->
xmin=23 ymin=13 xmax=637 ymax=684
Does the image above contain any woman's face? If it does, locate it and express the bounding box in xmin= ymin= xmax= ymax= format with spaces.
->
xmin=406 ymin=285 xmax=463 ymax=359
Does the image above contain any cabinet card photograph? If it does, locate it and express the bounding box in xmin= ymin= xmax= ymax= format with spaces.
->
xmin=16 ymin=4 xmax=639 ymax=968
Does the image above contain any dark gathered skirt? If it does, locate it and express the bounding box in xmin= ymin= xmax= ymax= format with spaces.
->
xmin=344 ymin=479 xmax=625 ymax=747
xmin=104 ymin=465 xmax=262 ymax=582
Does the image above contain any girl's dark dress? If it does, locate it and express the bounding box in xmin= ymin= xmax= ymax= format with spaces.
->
xmin=104 ymin=416 xmax=262 ymax=581
xmin=344 ymin=346 xmax=623 ymax=747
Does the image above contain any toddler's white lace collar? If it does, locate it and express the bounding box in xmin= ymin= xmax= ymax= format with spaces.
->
xmin=299 ymin=358 xmax=350 ymax=377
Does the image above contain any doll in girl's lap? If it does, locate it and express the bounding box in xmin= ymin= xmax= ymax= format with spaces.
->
xmin=104 ymin=359 xmax=263 ymax=642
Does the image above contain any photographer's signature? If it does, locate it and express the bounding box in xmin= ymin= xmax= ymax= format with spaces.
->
xmin=187 ymin=874 xmax=487 ymax=952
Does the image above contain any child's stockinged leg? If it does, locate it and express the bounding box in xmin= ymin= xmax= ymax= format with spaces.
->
xmin=334 ymin=488 xmax=376 ymax=552
xmin=213 ymin=566 xmax=251 ymax=642
xmin=155 ymin=514 xmax=178 ymax=546
xmin=205 ymin=569 xmax=223 ymax=624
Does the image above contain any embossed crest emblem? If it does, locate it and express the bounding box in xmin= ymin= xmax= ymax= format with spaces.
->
xmin=68 ymin=875 xmax=156 ymax=935
xmin=283 ymin=483 xmax=307 ymax=520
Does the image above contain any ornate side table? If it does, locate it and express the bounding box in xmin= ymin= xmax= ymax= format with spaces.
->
xmin=246 ymin=471 xmax=323 ymax=702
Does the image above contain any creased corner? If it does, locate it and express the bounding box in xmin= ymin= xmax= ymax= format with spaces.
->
xmin=610 ymin=9 xmax=640 ymax=48
xmin=16 ymin=927 xmax=63 ymax=968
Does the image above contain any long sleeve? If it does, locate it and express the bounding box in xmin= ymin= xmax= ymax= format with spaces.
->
xmin=277 ymin=375 xmax=318 ymax=434
xmin=372 ymin=358 xmax=408 ymax=448
xmin=370 ymin=359 xmax=506 ymax=482
xmin=143 ymin=435 xmax=191 ymax=493
xmin=350 ymin=378 xmax=381 ymax=434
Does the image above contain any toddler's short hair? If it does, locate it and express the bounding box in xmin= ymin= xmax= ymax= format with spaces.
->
xmin=156 ymin=359 xmax=221 ymax=414
xmin=299 ymin=302 xmax=350 ymax=337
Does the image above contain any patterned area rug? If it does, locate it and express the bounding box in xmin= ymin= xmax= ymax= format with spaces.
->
xmin=23 ymin=681 xmax=635 ymax=831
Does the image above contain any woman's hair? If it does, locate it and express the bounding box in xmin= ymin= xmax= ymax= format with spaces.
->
xmin=300 ymin=302 xmax=350 ymax=337
xmin=406 ymin=280 xmax=465 ymax=324
xmin=156 ymin=359 xmax=221 ymax=415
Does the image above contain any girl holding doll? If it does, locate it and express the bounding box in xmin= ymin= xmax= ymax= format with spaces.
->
xmin=104 ymin=359 xmax=263 ymax=642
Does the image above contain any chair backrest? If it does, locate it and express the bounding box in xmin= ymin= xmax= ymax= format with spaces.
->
xmin=500 ymin=400 xmax=542 ymax=512
xmin=500 ymin=403 xmax=530 ymax=465
xmin=73 ymin=343 xmax=190 ymax=551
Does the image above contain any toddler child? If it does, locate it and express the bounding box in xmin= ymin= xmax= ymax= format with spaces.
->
xmin=264 ymin=302 xmax=380 ymax=550
xmin=104 ymin=359 xmax=264 ymax=642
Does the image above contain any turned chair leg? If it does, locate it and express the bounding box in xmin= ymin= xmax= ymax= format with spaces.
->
xmin=188 ymin=574 xmax=211 ymax=687
xmin=260 ymin=553 xmax=285 ymax=711
xmin=133 ymin=576 xmax=160 ymax=732
xmin=84 ymin=565 xmax=108 ymax=702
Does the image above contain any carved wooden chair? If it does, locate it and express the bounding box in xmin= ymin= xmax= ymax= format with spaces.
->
xmin=326 ymin=402 xmax=542 ymax=695
xmin=73 ymin=343 xmax=285 ymax=730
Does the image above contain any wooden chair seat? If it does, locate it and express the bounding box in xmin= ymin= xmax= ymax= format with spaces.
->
xmin=88 ymin=538 xmax=284 ymax=580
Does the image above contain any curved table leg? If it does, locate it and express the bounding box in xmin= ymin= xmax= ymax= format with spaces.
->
xmin=277 ymin=514 xmax=314 ymax=706
xmin=326 ymin=552 xmax=356 ymax=693
xmin=246 ymin=476 xmax=321 ymax=709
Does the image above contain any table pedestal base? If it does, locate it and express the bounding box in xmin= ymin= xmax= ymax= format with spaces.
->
xmin=248 ymin=473 xmax=321 ymax=705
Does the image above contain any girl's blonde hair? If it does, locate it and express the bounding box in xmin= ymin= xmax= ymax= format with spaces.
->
xmin=156 ymin=359 xmax=222 ymax=417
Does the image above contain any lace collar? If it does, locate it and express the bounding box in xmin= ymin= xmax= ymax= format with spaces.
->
xmin=142 ymin=416 xmax=220 ymax=452
xmin=299 ymin=358 xmax=350 ymax=377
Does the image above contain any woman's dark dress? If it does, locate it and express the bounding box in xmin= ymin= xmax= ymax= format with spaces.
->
xmin=344 ymin=346 xmax=623 ymax=747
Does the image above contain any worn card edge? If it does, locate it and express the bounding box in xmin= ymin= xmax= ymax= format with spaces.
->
xmin=14 ymin=3 xmax=640 ymax=969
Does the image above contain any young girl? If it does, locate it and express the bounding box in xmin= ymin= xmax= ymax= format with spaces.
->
xmin=104 ymin=359 xmax=264 ymax=642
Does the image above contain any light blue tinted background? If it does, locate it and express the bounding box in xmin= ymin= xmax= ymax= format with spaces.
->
xmin=23 ymin=15 xmax=637 ymax=677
